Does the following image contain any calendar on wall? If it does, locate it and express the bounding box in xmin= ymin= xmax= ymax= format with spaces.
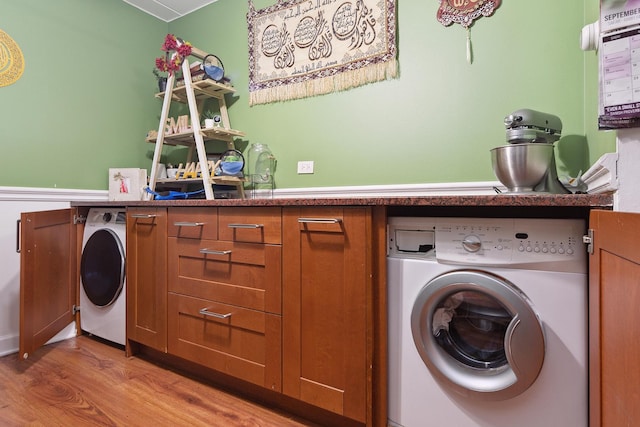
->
xmin=599 ymin=1 xmax=640 ymax=129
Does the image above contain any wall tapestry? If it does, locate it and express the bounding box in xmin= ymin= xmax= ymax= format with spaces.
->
xmin=247 ymin=0 xmax=397 ymax=106
xmin=0 ymin=29 xmax=25 ymax=87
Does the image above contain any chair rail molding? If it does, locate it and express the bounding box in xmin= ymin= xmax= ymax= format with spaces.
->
xmin=0 ymin=186 xmax=108 ymax=202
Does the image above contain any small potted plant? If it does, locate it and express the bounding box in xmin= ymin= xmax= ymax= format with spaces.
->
xmin=201 ymin=110 xmax=221 ymax=128
xmin=153 ymin=68 xmax=167 ymax=92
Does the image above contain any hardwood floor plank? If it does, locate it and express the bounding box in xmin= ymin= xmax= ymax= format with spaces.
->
xmin=0 ymin=336 xmax=317 ymax=426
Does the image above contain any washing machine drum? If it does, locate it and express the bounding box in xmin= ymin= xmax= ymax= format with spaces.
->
xmin=81 ymin=229 xmax=125 ymax=307
xmin=411 ymin=270 xmax=545 ymax=401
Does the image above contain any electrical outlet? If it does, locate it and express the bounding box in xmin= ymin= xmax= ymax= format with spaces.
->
xmin=297 ymin=161 xmax=314 ymax=174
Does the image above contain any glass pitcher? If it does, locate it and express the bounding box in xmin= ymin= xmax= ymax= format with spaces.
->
xmin=247 ymin=143 xmax=275 ymax=198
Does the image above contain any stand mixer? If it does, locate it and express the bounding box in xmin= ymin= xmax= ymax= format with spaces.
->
xmin=490 ymin=109 xmax=570 ymax=194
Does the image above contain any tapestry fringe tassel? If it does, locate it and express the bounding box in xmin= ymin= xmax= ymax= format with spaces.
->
xmin=249 ymin=59 xmax=398 ymax=106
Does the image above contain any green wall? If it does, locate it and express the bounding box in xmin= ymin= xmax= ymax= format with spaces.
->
xmin=1 ymin=0 xmax=165 ymax=189
xmin=1 ymin=0 xmax=615 ymax=190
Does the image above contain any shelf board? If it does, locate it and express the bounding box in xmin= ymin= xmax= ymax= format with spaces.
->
xmin=155 ymin=79 xmax=236 ymax=104
xmin=146 ymin=127 xmax=246 ymax=146
xmin=157 ymin=176 xmax=246 ymax=185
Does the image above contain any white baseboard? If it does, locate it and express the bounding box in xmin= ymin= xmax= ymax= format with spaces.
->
xmin=0 ymin=334 xmax=18 ymax=357
xmin=0 ymin=324 xmax=77 ymax=358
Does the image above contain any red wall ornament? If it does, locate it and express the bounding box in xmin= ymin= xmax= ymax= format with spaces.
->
xmin=437 ymin=0 xmax=501 ymax=64
xmin=437 ymin=0 xmax=502 ymax=28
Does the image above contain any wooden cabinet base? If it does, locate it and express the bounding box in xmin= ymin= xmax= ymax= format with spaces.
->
xmin=125 ymin=205 xmax=385 ymax=426
xmin=131 ymin=343 xmax=366 ymax=427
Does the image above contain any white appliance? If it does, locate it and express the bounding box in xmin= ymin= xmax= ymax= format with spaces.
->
xmin=387 ymin=217 xmax=588 ymax=427
xmin=80 ymin=208 xmax=127 ymax=346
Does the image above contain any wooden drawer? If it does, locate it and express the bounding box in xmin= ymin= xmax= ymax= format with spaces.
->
xmin=168 ymin=237 xmax=282 ymax=314
xmin=218 ymin=207 xmax=281 ymax=244
xmin=168 ymin=292 xmax=282 ymax=392
xmin=168 ymin=207 xmax=217 ymax=240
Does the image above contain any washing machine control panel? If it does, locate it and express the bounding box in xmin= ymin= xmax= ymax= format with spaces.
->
xmin=85 ymin=209 xmax=126 ymax=227
xmin=434 ymin=218 xmax=587 ymax=273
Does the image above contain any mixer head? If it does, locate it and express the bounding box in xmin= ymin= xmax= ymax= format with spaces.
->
xmin=504 ymin=109 xmax=562 ymax=144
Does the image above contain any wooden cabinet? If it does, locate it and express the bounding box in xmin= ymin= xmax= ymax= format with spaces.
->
xmin=589 ymin=210 xmax=640 ymax=427
xmin=166 ymin=207 xmax=282 ymax=391
xmin=19 ymin=204 xmax=385 ymax=426
xmin=282 ymin=207 xmax=374 ymax=424
xmin=126 ymin=207 xmax=168 ymax=352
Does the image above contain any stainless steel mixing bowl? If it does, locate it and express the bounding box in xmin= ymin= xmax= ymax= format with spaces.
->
xmin=490 ymin=143 xmax=554 ymax=193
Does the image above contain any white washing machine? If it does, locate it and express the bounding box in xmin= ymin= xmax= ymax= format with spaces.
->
xmin=80 ymin=208 xmax=127 ymax=346
xmin=387 ymin=217 xmax=588 ymax=427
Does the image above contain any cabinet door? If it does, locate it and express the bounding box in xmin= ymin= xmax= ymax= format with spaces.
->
xmin=19 ymin=208 xmax=79 ymax=360
xmin=283 ymin=207 xmax=371 ymax=423
xmin=126 ymin=208 xmax=167 ymax=352
xmin=589 ymin=210 xmax=640 ymax=427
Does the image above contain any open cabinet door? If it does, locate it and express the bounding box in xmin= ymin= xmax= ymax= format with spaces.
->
xmin=589 ymin=209 xmax=640 ymax=427
xmin=19 ymin=208 xmax=79 ymax=360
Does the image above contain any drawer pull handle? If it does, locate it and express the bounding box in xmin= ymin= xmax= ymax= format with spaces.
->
xmin=227 ymin=223 xmax=264 ymax=229
xmin=199 ymin=248 xmax=232 ymax=255
xmin=199 ymin=308 xmax=232 ymax=319
xmin=298 ymin=218 xmax=342 ymax=224
xmin=174 ymin=221 xmax=205 ymax=227
xmin=131 ymin=214 xmax=157 ymax=219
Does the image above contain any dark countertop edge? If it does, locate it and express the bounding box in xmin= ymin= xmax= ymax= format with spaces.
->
xmin=70 ymin=193 xmax=614 ymax=208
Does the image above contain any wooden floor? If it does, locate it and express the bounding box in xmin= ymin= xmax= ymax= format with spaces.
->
xmin=0 ymin=336 xmax=318 ymax=426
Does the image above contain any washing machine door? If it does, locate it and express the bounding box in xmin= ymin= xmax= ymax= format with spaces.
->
xmin=81 ymin=229 xmax=125 ymax=307
xmin=411 ymin=269 xmax=545 ymax=401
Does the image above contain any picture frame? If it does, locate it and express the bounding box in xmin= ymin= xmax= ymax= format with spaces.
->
xmin=108 ymin=168 xmax=147 ymax=201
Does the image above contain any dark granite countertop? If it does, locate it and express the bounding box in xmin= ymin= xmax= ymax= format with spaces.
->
xmin=72 ymin=193 xmax=613 ymax=208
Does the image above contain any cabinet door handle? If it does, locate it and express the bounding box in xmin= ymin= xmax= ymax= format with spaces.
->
xmin=199 ymin=248 xmax=232 ymax=255
xmin=298 ymin=218 xmax=342 ymax=224
xmin=199 ymin=308 xmax=232 ymax=319
xmin=174 ymin=221 xmax=205 ymax=227
xmin=227 ymin=223 xmax=264 ymax=229
xmin=16 ymin=219 xmax=21 ymax=254
xmin=131 ymin=214 xmax=157 ymax=218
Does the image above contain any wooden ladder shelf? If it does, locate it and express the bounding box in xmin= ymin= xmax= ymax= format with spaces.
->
xmin=147 ymin=46 xmax=245 ymax=200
